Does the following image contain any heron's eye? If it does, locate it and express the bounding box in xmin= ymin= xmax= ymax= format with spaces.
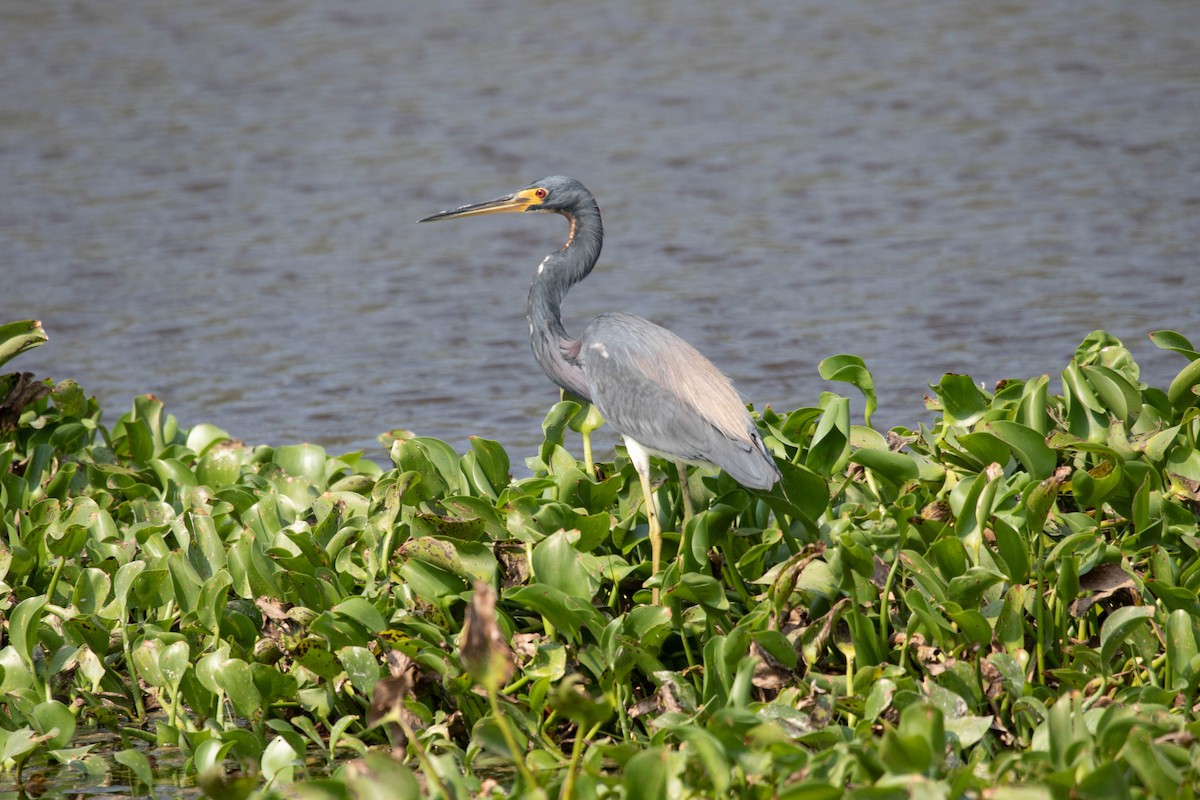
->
xmin=534 ymin=188 xmax=548 ymax=199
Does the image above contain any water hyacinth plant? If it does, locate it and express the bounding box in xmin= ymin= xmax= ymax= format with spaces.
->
xmin=1 ymin=319 xmax=1198 ymax=798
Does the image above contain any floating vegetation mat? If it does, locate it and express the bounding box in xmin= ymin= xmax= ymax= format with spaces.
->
xmin=1 ymin=319 xmax=1199 ymax=799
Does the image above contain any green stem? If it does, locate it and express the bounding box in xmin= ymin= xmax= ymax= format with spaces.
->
xmin=488 ymin=689 xmax=539 ymax=791
xmin=880 ymin=520 xmax=908 ymax=658
xmin=1034 ymin=529 xmax=1046 ymax=685
xmin=560 ymin=720 xmax=601 ymax=800
xmin=395 ymin=713 xmax=450 ymax=799
xmin=124 ymin=626 xmax=147 ymax=722
xmin=45 ymin=556 xmax=67 ymax=605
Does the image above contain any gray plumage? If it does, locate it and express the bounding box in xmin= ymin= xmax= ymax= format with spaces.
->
xmin=420 ymin=175 xmax=779 ymax=490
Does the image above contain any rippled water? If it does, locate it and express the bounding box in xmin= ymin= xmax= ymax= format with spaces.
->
xmin=3 ymin=0 xmax=1198 ymax=465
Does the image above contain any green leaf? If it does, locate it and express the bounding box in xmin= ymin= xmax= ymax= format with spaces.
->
xmin=668 ymin=572 xmax=730 ymax=611
xmin=531 ymin=529 xmax=600 ymax=600
xmin=1122 ymin=726 xmax=1184 ymax=797
xmin=981 ymin=420 xmax=1058 ymax=480
xmin=294 ymin=638 xmax=344 ymax=681
xmin=848 ymin=448 xmax=919 ymax=484
xmin=159 ymin=640 xmax=191 ymax=691
xmin=624 ymin=746 xmax=673 ymax=800
xmin=1167 ymin=357 xmax=1200 ymax=409
xmin=260 ymin=734 xmax=299 ymax=785
xmin=273 ymin=443 xmax=328 ymax=484
xmin=932 ymin=374 xmax=989 ymax=427
xmin=0 ymin=728 xmax=41 ymax=767
xmin=504 ymin=584 xmax=606 ymax=644
xmin=217 ymin=658 xmax=264 ymax=719
xmin=114 ymin=747 xmax=155 ymax=788
xmin=768 ymin=460 xmax=829 ymax=526
xmin=551 ymin=674 xmax=614 ymax=729
xmin=29 ymin=700 xmax=75 ymax=750
xmin=818 ymin=354 xmax=877 ymax=427
xmin=467 ymin=436 xmax=510 ymax=495
xmin=1165 ymin=609 xmax=1199 ymax=688
xmin=185 ymin=423 xmax=232 ymax=456
xmin=1149 ymin=329 xmax=1200 ymax=361
xmin=1099 ymin=606 xmax=1155 ymax=676
xmin=333 ymin=597 xmax=387 ymax=634
xmin=343 ymin=751 xmax=421 ymax=800
xmin=0 ymin=319 xmax=48 ymax=368
xmin=337 ymin=646 xmax=381 ymax=697
xmin=10 ymin=595 xmax=48 ymax=671
xmin=470 ymin=712 xmax=528 ymax=760
xmin=805 ymin=394 xmax=850 ymax=476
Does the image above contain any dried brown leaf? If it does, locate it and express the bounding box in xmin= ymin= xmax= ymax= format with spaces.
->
xmin=1069 ymin=562 xmax=1136 ymax=617
xmin=459 ymin=580 xmax=514 ymax=690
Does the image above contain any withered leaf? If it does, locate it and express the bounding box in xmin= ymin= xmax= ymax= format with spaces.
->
xmin=459 ymin=580 xmax=514 ymax=691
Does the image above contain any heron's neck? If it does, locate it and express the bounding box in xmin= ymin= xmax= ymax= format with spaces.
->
xmin=526 ymin=203 xmax=603 ymax=400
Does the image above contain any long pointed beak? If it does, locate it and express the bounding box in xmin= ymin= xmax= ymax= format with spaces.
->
xmin=418 ymin=188 xmax=540 ymax=222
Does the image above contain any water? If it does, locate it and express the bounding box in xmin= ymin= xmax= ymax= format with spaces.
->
xmin=3 ymin=0 xmax=1198 ymax=466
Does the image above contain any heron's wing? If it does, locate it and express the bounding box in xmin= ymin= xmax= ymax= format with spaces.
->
xmin=578 ymin=313 xmax=778 ymax=489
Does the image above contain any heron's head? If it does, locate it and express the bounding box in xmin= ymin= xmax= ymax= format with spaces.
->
xmin=418 ymin=176 xmax=593 ymax=222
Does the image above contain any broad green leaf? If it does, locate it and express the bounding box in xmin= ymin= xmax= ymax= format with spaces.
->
xmin=1149 ymin=329 xmax=1200 ymax=361
xmin=932 ymin=374 xmax=989 ymax=427
xmin=1165 ymin=609 xmax=1199 ymax=688
xmin=982 ymin=420 xmax=1058 ymax=480
xmin=470 ymin=712 xmax=528 ymax=761
xmin=159 ymin=640 xmax=191 ymax=690
xmin=818 ymin=354 xmax=877 ymax=427
xmin=551 ymin=674 xmax=614 ymax=729
xmin=343 ymin=751 xmax=421 ymax=800
xmin=505 ymin=584 xmax=606 ymax=644
xmin=0 ymin=319 xmax=48 ymax=367
xmin=531 ymin=529 xmax=600 ymax=600
xmin=467 ymin=436 xmax=511 ymax=495
xmin=337 ymin=646 xmax=381 ymax=696
xmin=805 ymin=394 xmax=850 ymax=476
xmin=1099 ymin=606 xmax=1155 ymax=676
xmin=273 ymin=443 xmax=328 ymax=484
xmin=333 ymin=597 xmax=387 ymax=633
xmin=185 ymin=423 xmax=232 ymax=456
xmin=10 ymin=595 xmax=48 ymax=670
xmin=114 ymin=747 xmax=155 ymax=788
xmin=624 ymin=747 xmax=674 ymax=800
xmin=848 ymin=448 xmax=919 ymax=484
xmin=1081 ymin=365 xmax=1141 ymax=423
xmin=293 ymin=638 xmax=343 ymax=681
xmin=944 ymin=714 xmax=993 ymax=748
xmin=668 ymin=572 xmax=730 ymax=611
xmin=29 ymin=700 xmax=75 ymax=750
xmin=1166 ymin=357 xmax=1200 ymax=410
xmin=260 ymin=734 xmax=299 ymax=785
xmin=218 ymin=662 xmax=262 ymax=724
xmin=0 ymin=728 xmax=40 ymax=767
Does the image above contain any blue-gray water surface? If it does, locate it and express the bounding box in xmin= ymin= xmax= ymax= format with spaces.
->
xmin=3 ymin=0 xmax=1198 ymax=467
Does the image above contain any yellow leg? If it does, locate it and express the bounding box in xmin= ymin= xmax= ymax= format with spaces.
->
xmin=637 ymin=465 xmax=662 ymax=604
xmin=624 ymin=438 xmax=662 ymax=604
xmin=675 ymin=459 xmax=694 ymax=522
xmin=581 ymin=427 xmax=594 ymax=476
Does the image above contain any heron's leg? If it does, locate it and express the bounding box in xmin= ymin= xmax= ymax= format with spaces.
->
xmin=624 ymin=438 xmax=662 ymax=603
xmin=638 ymin=467 xmax=663 ymax=604
xmin=675 ymin=459 xmax=694 ymax=522
xmin=581 ymin=428 xmax=594 ymax=476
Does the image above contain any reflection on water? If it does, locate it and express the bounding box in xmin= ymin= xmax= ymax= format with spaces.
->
xmin=3 ymin=0 xmax=1197 ymax=463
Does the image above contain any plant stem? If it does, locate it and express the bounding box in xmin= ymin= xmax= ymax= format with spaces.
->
xmin=560 ymin=720 xmax=601 ymax=800
xmin=487 ymin=689 xmax=539 ymax=792
xmin=395 ymin=713 xmax=450 ymax=800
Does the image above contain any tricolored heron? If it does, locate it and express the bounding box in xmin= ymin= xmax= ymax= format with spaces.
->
xmin=420 ymin=176 xmax=779 ymax=599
